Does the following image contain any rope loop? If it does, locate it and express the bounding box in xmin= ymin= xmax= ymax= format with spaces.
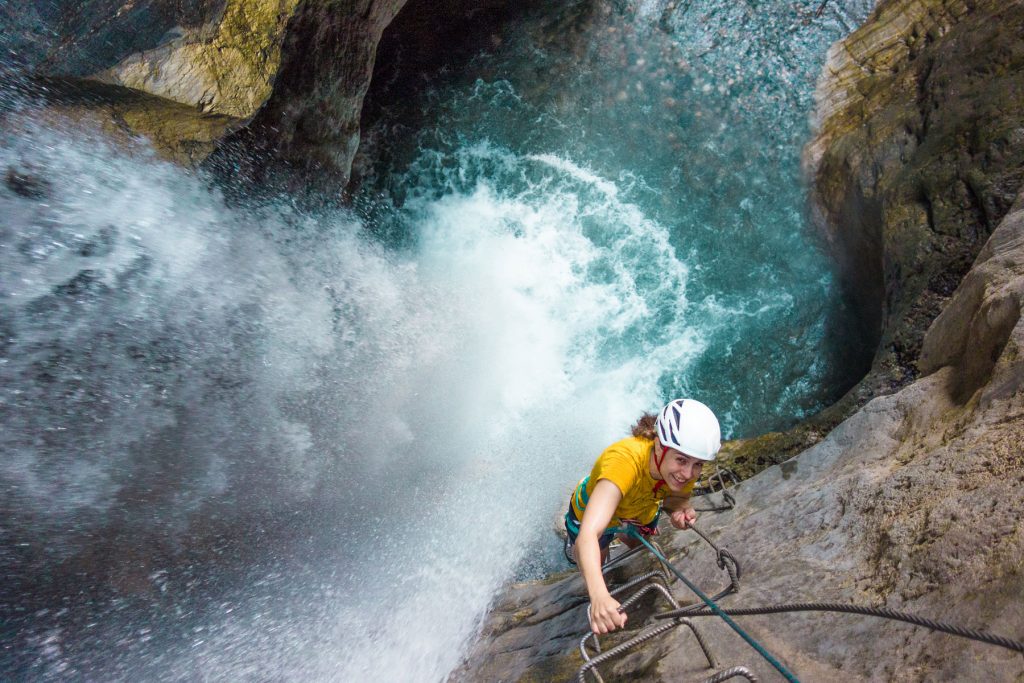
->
xmin=716 ymin=548 xmax=742 ymax=588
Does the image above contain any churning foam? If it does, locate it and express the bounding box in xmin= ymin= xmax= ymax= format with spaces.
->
xmin=2 ymin=118 xmax=702 ymax=680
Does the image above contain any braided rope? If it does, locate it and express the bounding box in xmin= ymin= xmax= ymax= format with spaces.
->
xmin=655 ymin=602 xmax=1024 ymax=654
xmin=626 ymin=529 xmax=800 ymax=682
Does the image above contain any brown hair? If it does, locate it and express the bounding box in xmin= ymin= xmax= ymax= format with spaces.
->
xmin=630 ymin=412 xmax=658 ymax=440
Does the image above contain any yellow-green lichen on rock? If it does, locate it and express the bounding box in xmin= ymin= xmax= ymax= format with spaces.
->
xmin=5 ymin=0 xmax=412 ymax=175
xmin=9 ymin=79 xmax=241 ymax=167
xmin=93 ymin=0 xmax=302 ymax=121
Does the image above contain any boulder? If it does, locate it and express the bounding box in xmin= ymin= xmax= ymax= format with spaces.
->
xmin=1 ymin=0 xmax=301 ymax=164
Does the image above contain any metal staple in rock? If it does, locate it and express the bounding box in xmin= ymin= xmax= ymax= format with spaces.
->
xmin=580 ymin=574 xmax=718 ymax=682
xmin=693 ymin=489 xmax=736 ymax=513
xmin=576 ymin=617 xmax=702 ymax=683
xmin=626 ymin=530 xmax=800 ymax=682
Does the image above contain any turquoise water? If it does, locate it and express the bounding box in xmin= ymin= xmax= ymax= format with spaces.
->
xmin=358 ymin=0 xmax=874 ymax=438
xmin=1 ymin=0 xmax=873 ymax=680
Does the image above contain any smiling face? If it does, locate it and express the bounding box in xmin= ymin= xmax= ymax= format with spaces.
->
xmin=652 ymin=441 xmax=704 ymax=492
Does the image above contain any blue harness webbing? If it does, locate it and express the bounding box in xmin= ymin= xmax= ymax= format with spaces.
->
xmin=565 ymin=476 xmax=660 ymax=539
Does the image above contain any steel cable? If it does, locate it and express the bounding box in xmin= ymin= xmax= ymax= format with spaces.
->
xmin=626 ymin=529 xmax=801 ymax=682
xmin=654 ymin=602 xmax=1024 ymax=654
xmin=686 ymin=523 xmax=741 ymax=595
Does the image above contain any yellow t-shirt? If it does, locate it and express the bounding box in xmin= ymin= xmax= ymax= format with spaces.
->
xmin=571 ymin=436 xmax=695 ymax=528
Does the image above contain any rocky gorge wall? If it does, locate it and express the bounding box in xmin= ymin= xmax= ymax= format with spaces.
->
xmin=457 ymin=211 xmax=1024 ymax=677
xmin=458 ymin=0 xmax=1024 ymax=680
xmin=456 ymin=192 xmax=1024 ymax=681
xmin=806 ymin=0 xmax=1024 ymax=414
xmin=1 ymin=0 xmax=413 ymax=179
xmin=715 ymin=0 xmax=1024 ymax=477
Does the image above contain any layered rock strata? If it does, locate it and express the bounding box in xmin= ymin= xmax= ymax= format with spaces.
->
xmin=457 ymin=189 xmax=1024 ymax=681
xmin=805 ymin=0 xmax=1024 ymax=409
xmin=719 ymin=0 xmax=1024 ymax=478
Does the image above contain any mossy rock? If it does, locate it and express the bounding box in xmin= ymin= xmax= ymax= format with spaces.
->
xmin=12 ymin=78 xmax=243 ymax=166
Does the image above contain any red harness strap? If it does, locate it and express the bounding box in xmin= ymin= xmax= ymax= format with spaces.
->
xmin=652 ymin=443 xmax=668 ymax=493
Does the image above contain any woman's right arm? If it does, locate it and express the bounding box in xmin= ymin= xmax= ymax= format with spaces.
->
xmin=577 ymin=479 xmax=626 ymax=634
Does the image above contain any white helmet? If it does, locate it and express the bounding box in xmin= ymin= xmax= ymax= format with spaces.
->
xmin=656 ymin=398 xmax=721 ymax=461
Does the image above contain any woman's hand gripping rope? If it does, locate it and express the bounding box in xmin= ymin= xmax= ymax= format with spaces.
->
xmin=669 ymin=505 xmax=697 ymax=529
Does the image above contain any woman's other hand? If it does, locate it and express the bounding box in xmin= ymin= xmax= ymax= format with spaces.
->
xmin=589 ymin=593 xmax=627 ymax=634
xmin=669 ymin=506 xmax=697 ymax=529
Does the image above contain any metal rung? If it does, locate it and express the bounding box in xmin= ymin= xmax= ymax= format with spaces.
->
xmin=578 ymin=578 xmax=717 ymax=682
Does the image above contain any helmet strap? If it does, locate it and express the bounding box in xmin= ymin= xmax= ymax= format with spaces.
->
xmin=654 ymin=441 xmax=668 ymax=471
xmin=652 ymin=442 xmax=668 ymax=493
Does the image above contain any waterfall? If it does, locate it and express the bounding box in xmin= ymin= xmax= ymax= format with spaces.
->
xmin=2 ymin=0 xmax=875 ymax=679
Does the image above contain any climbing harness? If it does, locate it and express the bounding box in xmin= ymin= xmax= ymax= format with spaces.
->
xmin=564 ymin=477 xmax=662 ymax=565
xmin=571 ymin=467 xmax=1023 ymax=682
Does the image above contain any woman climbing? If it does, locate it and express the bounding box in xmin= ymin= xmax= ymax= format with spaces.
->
xmin=565 ymin=398 xmax=722 ymax=635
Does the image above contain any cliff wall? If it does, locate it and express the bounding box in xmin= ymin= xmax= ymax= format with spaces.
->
xmin=1 ymin=0 xmax=410 ymax=178
xmin=717 ymin=0 xmax=1024 ymax=477
xmin=806 ymin=0 xmax=1024 ymax=406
